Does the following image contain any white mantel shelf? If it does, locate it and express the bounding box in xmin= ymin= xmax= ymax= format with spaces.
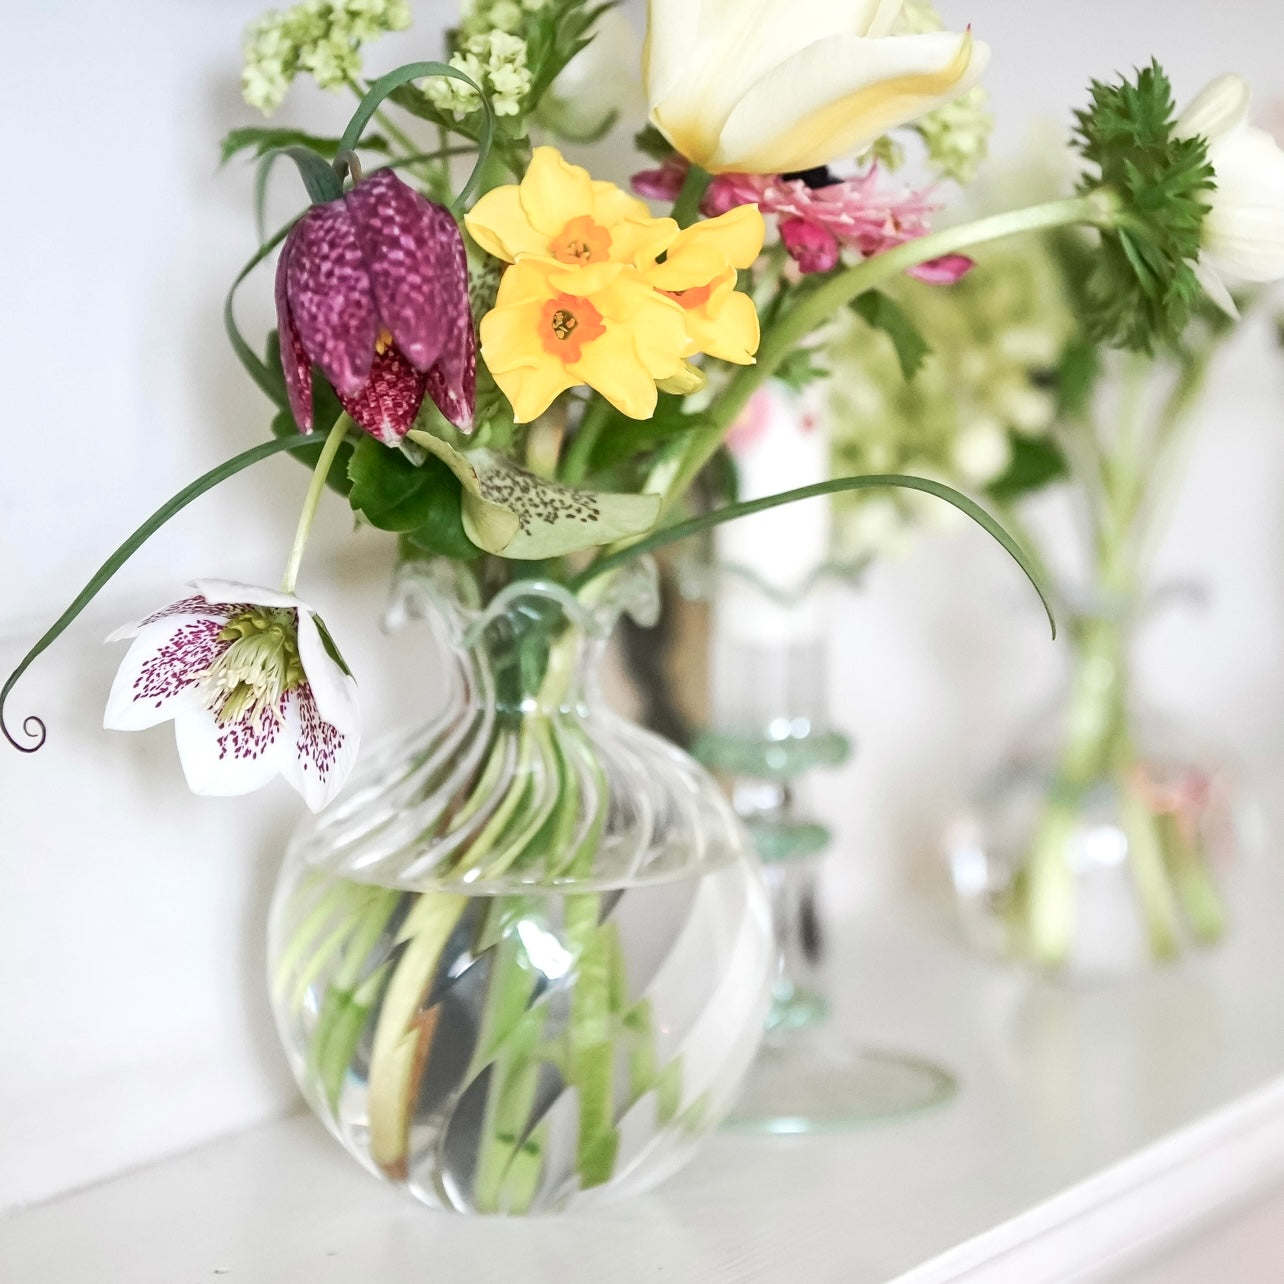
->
xmin=6 ymin=872 xmax=1284 ymax=1284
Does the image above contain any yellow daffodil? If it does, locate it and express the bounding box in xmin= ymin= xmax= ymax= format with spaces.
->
xmin=643 ymin=0 xmax=989 ymax=174
xmin=480 ymin=259 xmax=690 ymax=422
xmin=465 ymin=145 xmax=678 ymax=270
xmin=643 ymin=205 xmax=765 ymax=364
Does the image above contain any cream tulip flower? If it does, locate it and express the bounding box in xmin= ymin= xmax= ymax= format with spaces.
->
xmin=643 ymin=0 xmax=989 ymax=174
xmin=1176 ymin=73 xmax=1284 ymax=314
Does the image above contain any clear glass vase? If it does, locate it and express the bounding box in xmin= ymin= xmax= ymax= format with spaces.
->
xmin=267 ymin=558 xmax=774 ymax=1214
xmin=948 ymin=590 xmax=1248 ymax=978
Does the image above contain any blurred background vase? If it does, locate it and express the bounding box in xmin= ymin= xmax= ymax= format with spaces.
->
xmin=267 ymin=558 xmax=774 ymax=1214
xmin=948 ymin=581 xmax=1248 ymax=978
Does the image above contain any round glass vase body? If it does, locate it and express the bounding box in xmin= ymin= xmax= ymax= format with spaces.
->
xmin=267 ymin=560 xmax=774 ymax=1214
xmin=948 ymin=595 xmax=1246 ymax=979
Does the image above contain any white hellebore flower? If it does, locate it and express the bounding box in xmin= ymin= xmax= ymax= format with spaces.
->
xmin=1176 ymin=74 xmax=1284 ymax=315
xmin=643 ymin=0 xmax=989 ymax=174
xmin=104 ymin=581 xmax=359 ymax=812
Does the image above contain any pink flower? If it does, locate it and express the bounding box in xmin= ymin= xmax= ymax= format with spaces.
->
xmin=633 ymin=159 xmax=973 ymax=282
xmin=277 ymin=169 xmax=475 ymax=445
xmin=104 ymin=581 xmax=360 ymax=812
xmin=779 ymin=218 xmax=840 ymax=274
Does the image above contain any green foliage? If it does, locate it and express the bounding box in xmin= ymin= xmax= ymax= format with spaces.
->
xmin=1054 ymin=337 xmax=1101 ymax=420
xmin=270 ymin=411 xmax=355 ymax=499
xmin=220 ymin=127 xmax=389 ymax=166
xmin=1073 ymin=60 xmax=1214 ymax=352
xmin=524 ymin=1 xmax=618 ymax=111
xmin=348 ymin=437 xmax=479 ymax=558
xmin=987 ymin=434 xmax=1069 ymax=501
xmin=634 ymin=124 xmax=674 ymax=163
xmin=849 ymin=290 xmax=931 ymax=380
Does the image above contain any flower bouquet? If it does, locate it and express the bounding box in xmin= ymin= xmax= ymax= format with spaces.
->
xmin=6 ymin=0 xmax=1277 ymax=1212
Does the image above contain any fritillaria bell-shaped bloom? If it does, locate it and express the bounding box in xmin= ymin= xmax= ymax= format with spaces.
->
xmin=104 ymin=581 xmax=360 ymax=812
xmin=276 ymin=169 xmax=476 ymax=444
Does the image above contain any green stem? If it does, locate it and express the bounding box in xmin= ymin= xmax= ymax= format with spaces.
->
xmin=670 ymin=164 xmax=712 ymax=229
xmin=280 ymin=415 xmax=353 ymax=595
xmin=655 ymin=192 xmax=1118 ymax=512
xmin=560 ymin=399 xmax=613 ymax=486
xmin=570 ymin=473 xmax=1056 ymax=637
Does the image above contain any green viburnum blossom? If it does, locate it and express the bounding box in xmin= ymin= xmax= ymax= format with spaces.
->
xmin=426 ymin=29 xmax=533 ymax=118
xmin=1073 ymin=60 xmax=1214 ymax=352
xmin=242 ymin=0 xmax=412 ymax=114
xmin=827 ymin=240 xmax=1076 ymax=561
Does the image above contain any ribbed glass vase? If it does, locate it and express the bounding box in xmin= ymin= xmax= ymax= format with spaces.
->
xmin=267 ymin=558 xmax=774 ymax=1214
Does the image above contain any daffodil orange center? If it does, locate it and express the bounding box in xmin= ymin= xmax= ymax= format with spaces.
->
xmin=540 ymin=294 xmax=606 ymax=363
xmin=662 ymin=282 xmax=715 ymax=311
xmin=550 ymin=216 xmax=612 ymax=265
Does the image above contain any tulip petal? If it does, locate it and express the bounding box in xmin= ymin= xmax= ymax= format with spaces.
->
xmin=285 ymin=201 xmax=379 ymax=397
xmin=343 ymin=170 xmax=460 ymax=374
xmin=712 ymin=32 xmax=988 ymax=174
xmin=104 ymin=616 xmax=226 ymax=731
xmin=279 ymin=683 xmax=360 ymax=812
xmin=172 ymin=700 xmax=290 ymax=797
xmin=275 ymin=240 xmax=316 ymax=432
xmin=647 ymin=0 xmax=892 ymax=165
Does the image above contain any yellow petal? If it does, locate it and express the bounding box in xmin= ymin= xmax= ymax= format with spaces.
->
xmin=571 ymin=326 xmax=662 ymax=420
xmin=519 ymin=146 xmax=597 ymax=237
xmin=494 ymin=356 xmax=582 ymax=424
xmin=465 ymin=184 xmax=544 ymax=263
xmin=688 ymin=289 xmax=760 ymax=365
xmin=713 ymin=31 xmax=988 ymax=173
xmin=478 ymin=298 xmax=547 ymax=374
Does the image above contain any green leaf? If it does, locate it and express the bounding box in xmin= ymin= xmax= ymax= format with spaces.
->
xmin=260 ymin=144 xmax=344 ymax=205
xmin=220 ymin=127 xmax=390 ymax=166
xmin=404 ymin=431 xmax=660 ymax=558
xmin=1054 ymin=337 xmax=1101 ymax=419
xmin=225 ymin=221 xmax=297 ymax=411
xmin=1 ymin=436 xmax=321 ymax=755
xmin=571 ymin=473 xmax=1057 ymax=639
xmin=339 ymin=62 xmax=494 ymax=212
xmin=987 ymin=433 xmax=1069 ymax=501
xmin=633 ymin=124 xmax=675 ymax=163
xmin=850 ymin=290 xmax=931 ymax=379
xmin=347 ymin=436 xmax=476 ymax=561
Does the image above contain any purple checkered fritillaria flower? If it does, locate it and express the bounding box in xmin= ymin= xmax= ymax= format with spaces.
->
xmin=276 ymin=169 xmax=476 ymax=444
xmin=103 ymin=581 xmax=359 ymax=812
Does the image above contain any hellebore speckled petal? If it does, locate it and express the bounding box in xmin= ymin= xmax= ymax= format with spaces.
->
xmin=342 ymin=169 xmax=454 ymax=373
xmin=338 ymin=344 xmax=429 ymax=445
xmin=275 ymin=237 xmax=316 ymax=432
xmin=285 ymin=200 xmax=379 ymax=398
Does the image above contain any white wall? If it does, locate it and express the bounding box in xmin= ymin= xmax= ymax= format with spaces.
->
xmin=2 ymin=0 xmax=1283 ymax=1213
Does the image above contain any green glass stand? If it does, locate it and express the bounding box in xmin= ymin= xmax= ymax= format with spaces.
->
xmin=698 ymin=619 xmax=957 ymax=1134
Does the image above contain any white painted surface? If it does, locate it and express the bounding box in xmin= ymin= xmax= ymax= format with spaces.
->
xmin=3 ymin=0 xmax=1284 ymax=1235
xmin=6 ymin=888 xmax=1284 ymax=1281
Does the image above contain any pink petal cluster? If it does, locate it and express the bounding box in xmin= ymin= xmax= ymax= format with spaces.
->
xmin=633 ymin=159 xmax=972 ymax=284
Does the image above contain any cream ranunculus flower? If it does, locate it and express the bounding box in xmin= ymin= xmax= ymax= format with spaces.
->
xmin=643 ymin=0 xmax=989 ymax=174
xmin=1176 ymin=74 xmax=1284 ymax=315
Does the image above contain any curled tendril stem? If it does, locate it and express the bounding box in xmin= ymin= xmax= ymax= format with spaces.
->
xmin=2 ymin=713 xmax=46 ymax=754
